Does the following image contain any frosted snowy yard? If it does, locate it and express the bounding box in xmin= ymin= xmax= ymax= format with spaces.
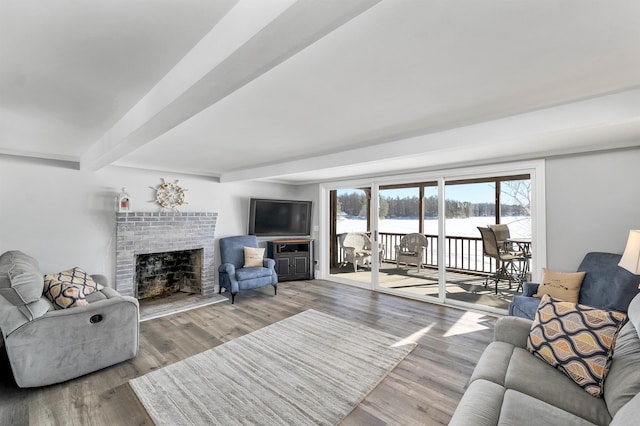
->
xmin=337 ymin=216 xmax=531 ymax=238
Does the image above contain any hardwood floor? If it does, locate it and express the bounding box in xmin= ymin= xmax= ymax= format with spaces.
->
xmin=0 ymin=280 xmax=495 ymax=425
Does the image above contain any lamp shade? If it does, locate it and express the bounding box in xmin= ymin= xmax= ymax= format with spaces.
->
xmin=619 ymin=230 xmax=640 ymax=275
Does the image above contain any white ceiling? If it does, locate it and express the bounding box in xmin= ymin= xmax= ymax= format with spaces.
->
xmin=2 ymin=0 xmax=640 ymax=184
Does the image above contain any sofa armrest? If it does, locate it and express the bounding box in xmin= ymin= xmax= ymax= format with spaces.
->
xmin=522 ymin=282 xmax=539 ymax=297
xmin=494 ymin=316 xmax=533 ymax=348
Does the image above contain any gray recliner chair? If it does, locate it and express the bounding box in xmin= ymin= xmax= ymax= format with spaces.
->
xmin=218 ymin=235 xmax=278 ymax=304
xmin=0 ymin=251 xmax=139 ymax=388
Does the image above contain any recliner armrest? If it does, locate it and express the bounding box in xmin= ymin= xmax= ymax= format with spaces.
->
xmin=91 ymin=274 xmax=109 ymax=287
xmin=218 ymin=262 xmax=236 ymax=275
xmin=522 ymin=282 xmax=539 ymax=297
xmin=263 ymin=258 xmax=275 ymax=269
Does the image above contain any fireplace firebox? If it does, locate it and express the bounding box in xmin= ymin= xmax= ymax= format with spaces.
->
xmin=135 ymin=249 xmax=202 ymax=299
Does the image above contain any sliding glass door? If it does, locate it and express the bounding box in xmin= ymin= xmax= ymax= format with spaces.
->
xmin=328 ymin=187 xmax=375 ymax=288
xmin=375 ymin=183 xmax=440 ymax=301
xmin=321 ymin=161 xmax=543 ymax=314
xmin=443 ymin=176 xmax=531 ymax=311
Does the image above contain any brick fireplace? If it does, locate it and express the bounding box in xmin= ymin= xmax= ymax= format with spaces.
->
xmin=115 ymin=212 xmax=217 ymax=298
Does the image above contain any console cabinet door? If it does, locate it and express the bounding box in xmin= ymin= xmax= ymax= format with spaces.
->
xmin=292 ymin=255 xmax=310 ymax=277
xmin=268 ymin=240 xmax=314 ymax=281
xmin=275 ymin=257 xmax=291 ymax=276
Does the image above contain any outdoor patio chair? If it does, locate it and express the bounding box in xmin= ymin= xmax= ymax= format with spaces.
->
xmin=395 ymin=233 xmax=428 ymax=273
xmin=489 ymin=224 xmax=523 ymax=255
xmin=478 ymin=227 xmax=527 ymax=294
xmin=339 ymin=232 xmax=383 ymax=272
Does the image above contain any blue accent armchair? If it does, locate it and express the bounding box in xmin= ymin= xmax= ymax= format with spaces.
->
xmin=509 ymin=252 xmax=640 ymax=319
xmin=218 ymin=235 xmax=277 ymax=304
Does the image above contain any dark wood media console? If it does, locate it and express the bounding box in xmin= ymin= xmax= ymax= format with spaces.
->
xmin=267 ymin=239 xmax=314 ymax=281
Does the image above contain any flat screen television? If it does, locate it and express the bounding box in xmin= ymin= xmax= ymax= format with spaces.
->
xmin=248 ymin=198 xmax=312 ymax=237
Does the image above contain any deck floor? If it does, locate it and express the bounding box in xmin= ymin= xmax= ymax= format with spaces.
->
xmin=330 ymin=261 xmax=521 ymax=311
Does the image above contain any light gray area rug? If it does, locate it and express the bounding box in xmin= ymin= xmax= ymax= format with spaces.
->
xmin=129 ymin=309 xmax=416 ymax=425
xmin=139 ymin=294 xmax=228 ymax=322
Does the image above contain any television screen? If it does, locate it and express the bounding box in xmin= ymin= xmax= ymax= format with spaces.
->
xmin=248 ymin=198 xmax=312 ymax=237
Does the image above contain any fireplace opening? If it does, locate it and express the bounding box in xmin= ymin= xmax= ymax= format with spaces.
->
xmin=135 ymin=249 xmax=202 ymax=300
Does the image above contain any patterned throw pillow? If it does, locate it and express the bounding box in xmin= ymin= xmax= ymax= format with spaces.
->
xmin=43 ymin=267 xmax=104 ymax=309
xmin=244 ymin=247 xmax=265 ymax=267
xmin=527 ymin=294 xmax=627 ymax=397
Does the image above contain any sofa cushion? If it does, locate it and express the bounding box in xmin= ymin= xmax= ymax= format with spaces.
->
xmin=469 ymin=340 xmax=611 ymax=425
xmin=235 ymin=266 xmax=272 ymax=281
xmin=534 ymin=268 xmax=585 ymax=303
xmin=504 ymin=347 xmax=611 ymax=425
xmin=243 ymin=247 xmax=265 ymax=268
xmin=527 ymin=294 xmax=627 ymax=397
xmin=500 ymin=389 xmax=599 ymax=425
xmin=0 ymin=251 xmax=44 ymax=306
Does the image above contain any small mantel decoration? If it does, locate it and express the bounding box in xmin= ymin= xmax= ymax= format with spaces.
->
xmin=118 ymin=188 xmax=131 ymax=212
xmin=151 ymin=179 xmax=188 ymax=211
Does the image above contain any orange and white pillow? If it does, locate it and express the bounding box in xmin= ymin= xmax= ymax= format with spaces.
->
xmin=43 ymin=267 xmax=104 ymax=309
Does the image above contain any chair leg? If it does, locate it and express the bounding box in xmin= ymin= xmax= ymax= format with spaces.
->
xmin=231 ymin=293 xmax=236 ymax=304
xmin=494 ymin=266 xmax=506 ymax=294
xmin=274 ymin=286 xmax=277 ymax=296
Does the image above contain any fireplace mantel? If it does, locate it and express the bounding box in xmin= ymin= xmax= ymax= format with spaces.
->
xmin=115 ymin=212 xmax=217 ymax=297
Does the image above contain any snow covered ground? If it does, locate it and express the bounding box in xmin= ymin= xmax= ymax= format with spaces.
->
xmin=337 ymin=216 xmax=531 ymax=238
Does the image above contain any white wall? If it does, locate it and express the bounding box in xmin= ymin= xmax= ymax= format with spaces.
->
xmin=545 ymin=146 xmax=640 ymax=271
xmin=0 ymin=156 xmax=316 ymax=286
xmin=4 ymin=147 xmax=637 ymax=286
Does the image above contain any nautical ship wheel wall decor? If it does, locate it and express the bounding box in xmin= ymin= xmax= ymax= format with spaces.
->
xmin=151 ymin=179 xmax=188 ymax=211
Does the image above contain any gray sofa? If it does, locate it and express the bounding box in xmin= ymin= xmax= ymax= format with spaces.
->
xmin=449 ymin=293 xmax=640 ymax=425
xmin=509 ymin=252 xmax=640 ymax=320
xmin=0 ymin=251 xmax=139 ymax=388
